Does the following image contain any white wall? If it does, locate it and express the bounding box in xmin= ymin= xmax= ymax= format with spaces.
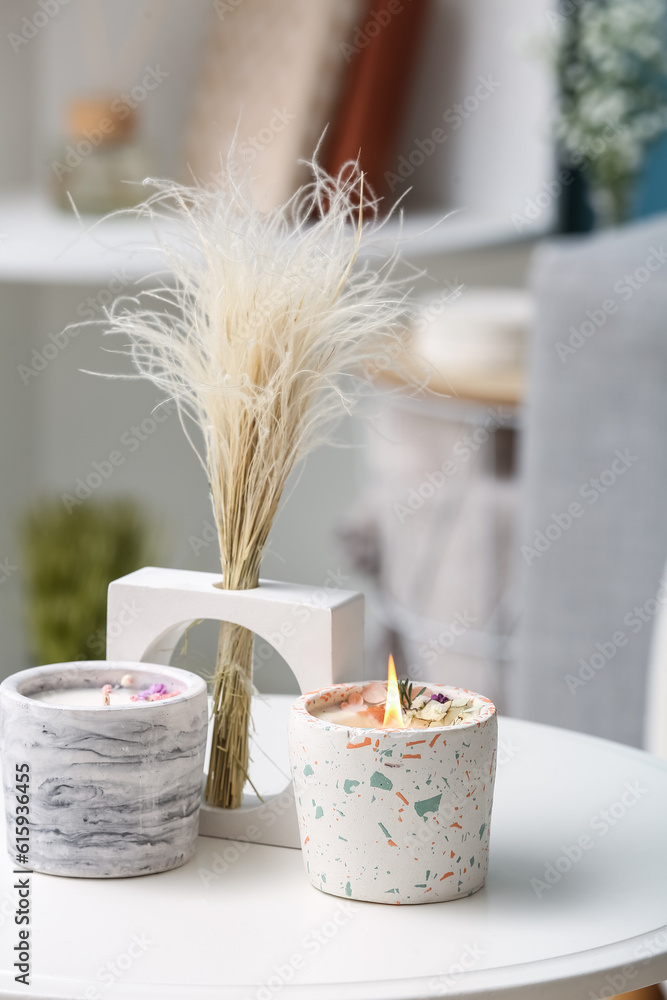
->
xmin=397 ymin=0 xmax=555 ymax=223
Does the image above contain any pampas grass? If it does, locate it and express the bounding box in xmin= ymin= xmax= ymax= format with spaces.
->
xmin=103 ymin=155 xmax=412 ymax=808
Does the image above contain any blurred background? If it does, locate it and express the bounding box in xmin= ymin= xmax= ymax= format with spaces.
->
xmin=2 ymin=0 xmax=667 ymax=754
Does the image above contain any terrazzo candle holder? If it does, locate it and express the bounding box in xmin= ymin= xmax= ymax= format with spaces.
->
xmin=0 ymin=661 xmax=207 ymax=878
xmin=288 ymin=682 xmax=497 ymax=904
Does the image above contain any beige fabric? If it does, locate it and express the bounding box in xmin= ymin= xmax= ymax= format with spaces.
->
xmin=184 ymin=0 xmax=363 ymax=207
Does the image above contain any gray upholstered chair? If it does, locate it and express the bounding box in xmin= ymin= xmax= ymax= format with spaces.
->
xmin=512 ymin=213 xmax=667 ymax=748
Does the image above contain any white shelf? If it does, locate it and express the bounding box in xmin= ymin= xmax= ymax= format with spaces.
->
xmin=0 ymin=192 xmax=534 ymax=287
xmin=0 ymin=192 xmax=165 ymax=286
xmin=367 ymin=209 xmax=534 ymax=260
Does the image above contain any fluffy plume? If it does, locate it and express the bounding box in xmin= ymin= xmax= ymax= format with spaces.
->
xmin=101 ymin=155 xmax=414 ymax=807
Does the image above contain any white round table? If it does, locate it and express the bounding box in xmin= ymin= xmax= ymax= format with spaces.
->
xmin=1 ymin=716 xmax=666 ymax=999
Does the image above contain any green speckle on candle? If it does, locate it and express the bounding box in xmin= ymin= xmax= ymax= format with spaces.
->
xmin=345 ymin=881 xmax=352 ymax=897
xmin=343 ymin=779 xmax=360 ymax=794
xmin=479 ymin=822 xmax=486 ymax=838
xmin=426 ymin=869 xmax=430 ymax=880
xmin=370 ymin=771 xmax=393 ymax=790
xmin=380 ymin=748 xmax=393 ymax=757
xmin=314 ymin=805 xmax=324 ymax=819
xmin=303 ymin=764 xmax=314 ymax=776
xmin=378 ymin=821 xmax=391 ymax=839
xmin=414 ymin=793 xmax=442 ymax=817
xmin=415 ymin=883 xmax=427 ymax=888
xmin=339 ymin=835 xmax=348 ymax=842
xmin=470 ymin=856 xmax=475 ymax=867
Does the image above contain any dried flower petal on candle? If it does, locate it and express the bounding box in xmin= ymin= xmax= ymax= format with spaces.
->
xmin=131 ymin=683 xmax=174 ymax=702
xmin=414 ymin=699 xmax=449 ymax=723
xmin=431 ymin=692 xmax=450 ymax=704
xmin=361 ymin=682 xmax=385 ymax=705
xmin=120 ymin=674 xmax=134 ymax=687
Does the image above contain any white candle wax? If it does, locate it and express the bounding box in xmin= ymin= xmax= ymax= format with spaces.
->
xmin=30 ymin=684 xmax=181 ymax=708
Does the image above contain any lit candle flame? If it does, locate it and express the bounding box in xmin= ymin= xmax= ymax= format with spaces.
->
xmin=382 ymin=655 xmax=404 ymax=729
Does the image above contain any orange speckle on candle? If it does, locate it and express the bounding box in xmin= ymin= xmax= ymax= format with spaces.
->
xmin=440 ymin=871 xmax=454 ymax=880
xmin=402 ymin=753 xmax=421 ymax=759
xmin=429 ymin=733 xmax=440 ymax=748
xmin=450 ymin=822 xmax=462 ymax=829
xmin=406 ymin=739 xmax=426 ymax=746
xmin=346 ymin=737 xmax=372 ymax=749
xmin=396 ymin=792 xmax=409 ymax=805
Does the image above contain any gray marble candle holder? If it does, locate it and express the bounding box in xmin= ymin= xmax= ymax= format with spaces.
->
xmin=0 ymin=662 xmax=207 ymax=878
